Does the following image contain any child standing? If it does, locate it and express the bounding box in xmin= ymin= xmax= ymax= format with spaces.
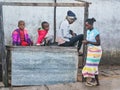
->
xmin=12 ymin=20 xmax=33 ymax=46
xmin=82 ymin=18 xmax=102 ymax=86
xmin=36 ymin=21 xmax=49 ymax=45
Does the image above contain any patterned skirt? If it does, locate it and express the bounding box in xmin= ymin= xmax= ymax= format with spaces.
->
xmin=82 ymin=46 xmax=102 ymax=78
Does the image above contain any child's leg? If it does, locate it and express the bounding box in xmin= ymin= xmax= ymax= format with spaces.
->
xmin=91 ymin=78 xmax=96 ymax=82
xmin=87 ymin=76 xmax=99 ymax=86
xmin=95 ymin=75 xmax=100 ymax=86
xmin=85 ymin=77 xmax=93 ymax=86
xmin=82 ymin=75 xmax=86 ymax=82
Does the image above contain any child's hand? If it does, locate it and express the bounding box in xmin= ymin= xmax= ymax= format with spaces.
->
xmin=82 ymin=40 xmax=89 ymax=45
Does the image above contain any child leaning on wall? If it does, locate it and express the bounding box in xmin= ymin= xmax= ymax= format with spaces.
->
xmin=36 ymin=21 xmax=49 ymax=46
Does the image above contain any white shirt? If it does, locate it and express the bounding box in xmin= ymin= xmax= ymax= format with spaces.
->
xmin=57 ymin=19 xmax=72 ymax=42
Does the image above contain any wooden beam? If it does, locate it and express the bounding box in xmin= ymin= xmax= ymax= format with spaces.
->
xmin=54 ymin=0 xmax=57 ymax=42
xmin=0 ymin=2 xmax=87 ymax=7
xmin=82 ymin=2 xmax=89 ymax=82
xmin=75 ymin=0 xmax=92 ymax=4
xmin=0 ymin=4 xmax=8 ymax=87
xmin=56 ymin=3 xmax=86 ymax=7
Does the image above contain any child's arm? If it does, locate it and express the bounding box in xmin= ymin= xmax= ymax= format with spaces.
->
xmin=12 ymin=30 xmax=19 ymax=45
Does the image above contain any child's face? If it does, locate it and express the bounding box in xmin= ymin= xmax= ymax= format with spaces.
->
xmin=18 ymin=21 xmax=25 ymax=30
xmin=85 ymin=22 xmax=92 ymax=29
xmin=69 ymin=19 xmax=75 ymax=24
xmin=43 ymin=23 xmax=49 ymax=30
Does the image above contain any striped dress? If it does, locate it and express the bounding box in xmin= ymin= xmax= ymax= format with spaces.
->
xmin=82 ymin=29 xmax=102 ymax=78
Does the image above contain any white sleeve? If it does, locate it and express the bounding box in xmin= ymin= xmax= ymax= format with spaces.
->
xmin=59 ymin=20 xmax=72 ymax=41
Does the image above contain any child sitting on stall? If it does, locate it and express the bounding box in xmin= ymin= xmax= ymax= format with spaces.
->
xmin=36 ymin=21 xmax=49 ymax=46
xmin=12 ymin=20 xmax=33 ymax=46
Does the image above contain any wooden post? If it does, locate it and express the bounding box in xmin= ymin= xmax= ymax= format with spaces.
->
xmin=0 ymin=4 xmax=8 ymax=87
xmin=54 ymin=0 xmax=57 ymax=42
xmin=82 ymin=2 xmax=89 ymax=82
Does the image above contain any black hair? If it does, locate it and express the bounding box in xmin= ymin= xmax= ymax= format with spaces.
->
xmin=41 ymin=21 xmax=49 ymax=29
xmin=18 ymin=20 xmax=25 ymax=26
xmin=85 ymin=18 xmax=96 ymax=25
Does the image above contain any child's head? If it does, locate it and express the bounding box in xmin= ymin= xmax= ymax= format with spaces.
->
xmin=18 ymin=20 xmax=25 ymax=30
xmin=66 ymin=10 xmax=77 ymax=24
xmin=85 ymin=18 xmax=96 ymax=29
xmin=41 ymin=21 xmax=49 ymax=30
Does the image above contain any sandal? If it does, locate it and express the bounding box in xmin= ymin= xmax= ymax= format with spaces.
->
xmin=85 ymin=82 xmax=93 ymax=86
xmin=87 ymin=81 xmax=97 ymax=86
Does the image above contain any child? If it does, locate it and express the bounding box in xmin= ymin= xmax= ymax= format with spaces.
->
xmin=56 ymin=10 xmax=83 ymax=55
xmin=36 ymin=21 xmax=49 ymax=45
xmin=82 ymin=18 xmax=102 ymax=86
xmin=12 ymin=20 xmax=33 ymax=46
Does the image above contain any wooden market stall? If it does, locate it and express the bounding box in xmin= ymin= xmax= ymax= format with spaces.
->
xmin=0 ymin=0 xmax=91 ymax=87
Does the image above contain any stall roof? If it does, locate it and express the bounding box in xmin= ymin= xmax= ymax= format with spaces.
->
xmin=0 ymin=1 xmax=91 ymax=7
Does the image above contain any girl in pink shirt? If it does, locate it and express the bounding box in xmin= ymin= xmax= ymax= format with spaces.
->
xmin=36 ymin=21 xmax=49 ymax=45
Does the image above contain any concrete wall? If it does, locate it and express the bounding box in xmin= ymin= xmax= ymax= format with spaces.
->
xmin=2 ymin=0 xmax=84 ymax=45
xmin=85 ymin=0 xmax=120 ymax=64
xmin=0 ymin=0 xmax=120 ymax=64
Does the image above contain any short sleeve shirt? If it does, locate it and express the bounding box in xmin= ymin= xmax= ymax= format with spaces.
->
xmin=87 ymin=28 xmax=99 ymax=46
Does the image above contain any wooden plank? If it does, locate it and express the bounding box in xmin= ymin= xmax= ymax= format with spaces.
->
xmin=82 ymin=3 xmax=89 ymax=82
xmin=56 ymin=3 xmax=85 ymax=7
xmin=75 ymin=0 xmax=92 ymax=4
xmin=0 ymin=4 xmax=8 ymax=87
xmin=0 ymin=2 xmax=86 ymax=7
xmin=83 ymin=3 xmax=89 ymax=64
xmin=6 ymin=46 xmax=78 ymax=86
xmin=54 ymin=0 xmax=57 ymax=42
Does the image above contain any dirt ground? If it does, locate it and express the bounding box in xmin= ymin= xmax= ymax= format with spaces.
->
xmin=0 ymin=65 xmax=120 ymax=90
xmin=1 ymin=65 xmax=120 ymax=85
xmin=77 ymin=65 xmax=120 ymax=81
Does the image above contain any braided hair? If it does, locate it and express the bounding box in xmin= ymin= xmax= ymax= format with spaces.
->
xmin=85 ymin=18 xmax=96 ymax=25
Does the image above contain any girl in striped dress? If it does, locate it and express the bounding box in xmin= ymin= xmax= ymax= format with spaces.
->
xmin=82 ymin=18 xmax=102 ymax=86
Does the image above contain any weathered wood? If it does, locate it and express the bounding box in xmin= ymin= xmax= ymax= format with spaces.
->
xmin=0 ymin=2 xmax=87 ymax=7
xmin=82 ymin=3 xmax=89 ymax=66
xmin=54 ymin=0 xmax=57 ymax=42
xmin=0 ymin=5 xmax=8 ymax=87
xmin=56 ymin=3 xmax=86 ymax=7
xmin=82 ymin=2 xmax=89 ymax=82
xmin=0 ymin=3 xmax=3 ymax=83
xmin=6 ymin=46 xmax=78 ymax=86
xmin=75 ymin=0 xmax=92 ymax=4
xmin=0 ymin=1 xmax=91 ymax=86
